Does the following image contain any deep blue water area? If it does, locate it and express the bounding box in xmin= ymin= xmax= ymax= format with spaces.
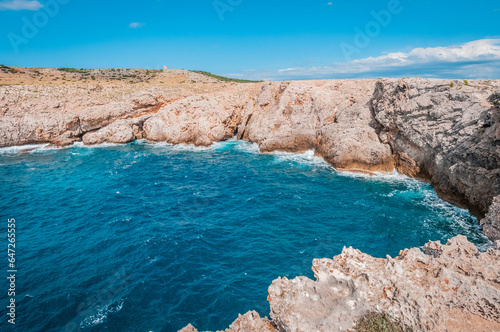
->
xmin=0 ymin=140 xmax=491 ymax=331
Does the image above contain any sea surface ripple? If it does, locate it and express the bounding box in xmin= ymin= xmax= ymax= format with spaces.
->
xmin=0 ymin=140 xmax=491 ymax=331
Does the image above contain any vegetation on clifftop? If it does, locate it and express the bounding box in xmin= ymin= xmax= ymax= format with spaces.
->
xmin=58 ymin=68 xmax=88 ymax=74
xmin=354 ymin=312 xmax=413 ymax=332
xmin=189 ymin=70 xmax=262 ymax=83
xmin=0 ymin=64 xmax=20 ymax=74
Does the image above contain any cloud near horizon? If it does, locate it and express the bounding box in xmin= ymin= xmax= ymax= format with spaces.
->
xmin=233 ymin=39 xmax=500 ymax=80
xmin=0 ymin=0 xmax=42 ymax=11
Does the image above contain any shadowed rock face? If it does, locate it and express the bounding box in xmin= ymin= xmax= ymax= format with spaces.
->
xmin=480 ymin=195 xmax=500 ymax=240
xmin=372 ymin=79 xmax=500 ymax=219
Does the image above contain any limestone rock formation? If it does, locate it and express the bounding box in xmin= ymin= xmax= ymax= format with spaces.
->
xmin=82 ymin=119 xmax=137 ymax=145
xmin=141 ymin=92 xmax=247 ymax=146
xmin=178 ymin=311 xmax=277 ymax=332
xmin=372 ymin=79 xmax=500 ymax=219
xmin=178 ymin=324 xmax=197 ymax=332
xmin=268 ymin=236 xmax=500 ymax=332
xmin=238 ymin=80 xmax=395 ymax=173
xmin=221 ymin=311 xmax=277 ymax=332
xmin=78 ymin=80 xmax=395 ymax=173
xmin=0 ymin=85 xmax=171 ymax=147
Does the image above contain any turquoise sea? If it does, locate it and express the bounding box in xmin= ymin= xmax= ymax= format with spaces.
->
xmin=0 ymin=139 xmax=491 ymax=331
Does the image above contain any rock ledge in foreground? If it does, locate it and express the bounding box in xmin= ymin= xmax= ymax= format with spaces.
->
xmin=181 ymin=236 xmax=500 ymax=332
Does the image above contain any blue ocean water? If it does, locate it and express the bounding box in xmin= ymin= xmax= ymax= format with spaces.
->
xmin=0 ymin=139 xmax=491 ymax=332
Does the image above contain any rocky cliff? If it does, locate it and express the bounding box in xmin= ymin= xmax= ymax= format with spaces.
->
xmin=1 ymin=71 xmax=500 ymax=331
xmin=372 ymin=79 xmax=500 ymax=219
xmin=181 ymin=236 xmax=500 ymax=332
xmin=236 ymin=80 xmax=394 ymax=173
xmin=2 ymin=77 xmax=498 ymax=228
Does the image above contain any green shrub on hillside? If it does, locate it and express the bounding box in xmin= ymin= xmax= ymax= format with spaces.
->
xmin=58 ymin=68 xmax=87 ymax=74
xmin=0 ymin=64 xmax=19 ymax=73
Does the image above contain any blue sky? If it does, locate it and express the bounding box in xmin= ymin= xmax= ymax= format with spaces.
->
xmin=0 ymin=0 xmax=499 ymax=80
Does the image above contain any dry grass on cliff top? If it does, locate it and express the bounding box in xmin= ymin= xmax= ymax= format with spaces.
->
xmin=0 ymin=65 xmax=259 ymax=91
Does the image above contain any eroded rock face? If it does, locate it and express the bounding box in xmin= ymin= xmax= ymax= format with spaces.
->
xmin=141 ymin=91 xmax=247 ymax=146
xmin=178 ymin=324 xmax=197 ymax=332
xmin=81 ymin=80 xmax=395 ymax=172
xmin=268 ymin=236 xmax=500 ymax=332
xmin=82 ymin=119 xmax=138 ymax=145
xmin=178 ymin=311 xmax=277 ymax=332
xmin=238 ymin=80 xmax=394 ymax=172
xmin=480 ymin=195 xmax=500 ymax=240
xmin=372 ymin=79 xmax=500 ymax=218
xmin=221 ymin=311 xmax=277 ymax=332
xmin=0 ymin=85 xmax=171 ymax=147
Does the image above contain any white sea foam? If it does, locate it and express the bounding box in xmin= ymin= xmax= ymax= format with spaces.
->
xmin=135 ymin=139 xmax=212 ymax=152
xmin=79 ymin=300 xmax=124 ymax=328
xmin=270 ymin=149 xmax=330 ymax=167
xmin=0 ymin=144 xmax=50 ymax=154
xmin=366 ymin=171 xmax=493 ymax=250
xmin=136 ymin=138 xmax=261 ymax=154
xmin=235 ymin=142 xmax=261 ymax=154
xmin=336 ymin=169 xmax=404 ymax=180
xmin=212 ymin=139 xmax=261 ymax=154
xmin=72 ymin=142 xmax=123 ymax=149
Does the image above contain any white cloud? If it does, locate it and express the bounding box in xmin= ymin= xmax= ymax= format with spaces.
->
xmin=238 ymin=39 xmax=500 ymax=80
xmin=129 ymin=22 xmax=145 ymax=29
xmin=0 ymin=0 xmax=42 ymax=11
xmin=350 ymin=39 xmax=500 ymax=67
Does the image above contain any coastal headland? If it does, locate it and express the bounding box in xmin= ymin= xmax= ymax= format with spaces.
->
xmin=1 ymin=66 xmax=499 ymax=331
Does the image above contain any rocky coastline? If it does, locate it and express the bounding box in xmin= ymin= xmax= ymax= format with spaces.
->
xmin=180 ymin=236 xmax=500 ymax=332
xmin=1 ymin=69 xmax=499 ymax=331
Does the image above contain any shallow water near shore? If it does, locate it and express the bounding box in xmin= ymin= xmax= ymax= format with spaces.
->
xmin=0 ymin=139 xmax=491 ymax=331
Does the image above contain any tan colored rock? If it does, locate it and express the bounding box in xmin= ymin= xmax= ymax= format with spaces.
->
xmin=177 ymin=311 xmax=276 ymax=332
xmin=221 ymin=311 xmax=277 ymax=332
xmin=238 ymin=80 xmax=395 ymax=173
xmin=0 ymin=85 xmax=173 ymax=147
xmin=268 ymin=236 xmax=500 ymax=332
xmin=0 ymin=69 xmax=241 ymax=148
xmin=82 ymin=119 xmax=136 ymax=145
xmin=142 ymin=94 xmax=242 ymax=146
xmin=178 ymin=323 xmax=198 ymax=332
xmin=393 ymin=151 xmax=420 ymax=177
